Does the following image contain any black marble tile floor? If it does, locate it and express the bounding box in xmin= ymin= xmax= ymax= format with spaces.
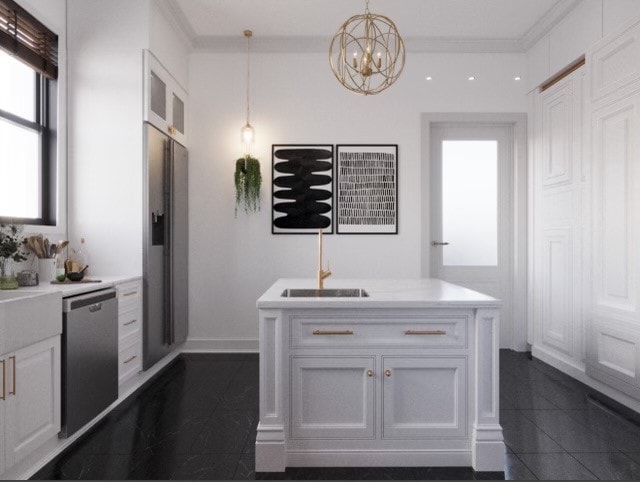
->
xmin=31 ymin=351 xmax=640 ymax=480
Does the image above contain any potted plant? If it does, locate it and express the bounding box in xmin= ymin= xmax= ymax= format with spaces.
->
xmin=234 ymin=155 xmax=262 ymax=215
xmin=0 ymin=224 xmax=27 ymax=289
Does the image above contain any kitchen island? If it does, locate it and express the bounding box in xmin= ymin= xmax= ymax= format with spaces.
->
xmin=255 ymin=278 xmax=504 ymax=473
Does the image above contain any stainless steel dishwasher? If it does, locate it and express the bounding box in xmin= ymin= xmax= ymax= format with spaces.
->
xmin=60 ymin=288 xmax=118 ymax=437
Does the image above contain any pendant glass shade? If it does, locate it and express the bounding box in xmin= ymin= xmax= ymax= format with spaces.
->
xmin=329 ymin=4 xmax=405 ymax=96
xmin=241 ymin=122 xmax=255 ymax=144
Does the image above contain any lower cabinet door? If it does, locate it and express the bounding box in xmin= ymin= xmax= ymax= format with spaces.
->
xmin=290 ymin=356 xmax=375 ymax=439
xmin=382 ymin=356 xmax=467 ymax=439
xmin=4 ymin=336 xmax=61 ymax=467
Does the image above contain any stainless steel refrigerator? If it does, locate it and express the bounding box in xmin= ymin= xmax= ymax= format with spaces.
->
xmin=143 ymin=123 xmax=189 ymax=369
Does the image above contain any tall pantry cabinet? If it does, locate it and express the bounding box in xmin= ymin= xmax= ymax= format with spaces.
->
xmin=530 ymin=15 xmax=640 ymax=407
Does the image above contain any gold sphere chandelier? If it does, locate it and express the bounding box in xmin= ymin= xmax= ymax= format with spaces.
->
xmin=329 ymin=0 xmax=405 ymax=95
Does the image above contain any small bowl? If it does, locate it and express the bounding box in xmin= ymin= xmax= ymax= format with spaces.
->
xmin=66 ymin=272 xmax=84 ymax=282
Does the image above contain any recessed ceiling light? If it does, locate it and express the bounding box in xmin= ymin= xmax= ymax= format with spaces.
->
xmin=514 ymin=76 xmax=521 ymax=81
xmin=425 ymin=76 xmax=433 ymax=81
xmin=468 ymin=76 xmax=475 ymax=81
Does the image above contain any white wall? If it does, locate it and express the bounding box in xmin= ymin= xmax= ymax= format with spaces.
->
xmin=526 ymin=0 xmax=640 ymax=91
xmin=66 ymin=0 xmax=188 ymax=277
xmin=187 ymin=51 xmax=527 ymax=350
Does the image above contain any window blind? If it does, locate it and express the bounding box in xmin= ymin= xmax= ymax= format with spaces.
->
xmin=0 ymin=0 xmax=58 ymax=79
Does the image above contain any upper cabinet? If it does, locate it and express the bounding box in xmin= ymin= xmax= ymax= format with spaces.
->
xmin=589 ymin=17 xmax=640 ymax=103
xmin=144 ymin=50 xmax=188 ymax=146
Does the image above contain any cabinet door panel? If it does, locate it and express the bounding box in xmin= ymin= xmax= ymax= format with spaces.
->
xmin=290 ymin=356 xmax=375 ymax=439
xmin=5 ymin=337 xmax=60 ymax=467
xmin=382 ymin=357 xmax=467 ymax=439
xmin=0 ymin=361 xmax=5 ymax=474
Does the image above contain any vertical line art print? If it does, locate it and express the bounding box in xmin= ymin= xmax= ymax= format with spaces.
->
xmin=272 ymin=145 xmax=334 ymax=234
xmin=336 ymin=145 xmax=398 ymax=234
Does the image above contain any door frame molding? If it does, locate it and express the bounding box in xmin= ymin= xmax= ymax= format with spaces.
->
xmin=420 ymin=113 xmax=528 ymax=351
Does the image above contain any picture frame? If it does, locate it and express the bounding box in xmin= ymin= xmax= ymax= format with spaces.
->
xmin=335 ymin=144 xmax=398 ymax=234
xmin=272 ymin=144 xmax=335 ymax=234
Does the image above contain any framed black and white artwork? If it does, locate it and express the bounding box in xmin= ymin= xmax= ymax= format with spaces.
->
xmin=272 ymin=145 xmax=334 ymax=234
xmin=336 ymin=144 xmax=398 ymax=234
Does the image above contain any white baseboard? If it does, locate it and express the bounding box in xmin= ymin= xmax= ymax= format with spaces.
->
xmin=182 ymin=338 xmax=259 ymax=352
xmin=286 ymin=450 xmax=471 ymax=468
xmin=532 ymin=344 xmax=640 ymax=414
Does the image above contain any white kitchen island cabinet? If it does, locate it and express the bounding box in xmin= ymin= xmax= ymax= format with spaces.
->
xmin=256 ymin=279 xmax=504 ymax=473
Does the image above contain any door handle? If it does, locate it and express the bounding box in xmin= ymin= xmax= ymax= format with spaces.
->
xmin=89 ymin=303 xmax=102 ymax=313
xmin=431 ymin=241 xmax=450 ymax=246
xmin=0 ymin=359 xmax=5 ymax=400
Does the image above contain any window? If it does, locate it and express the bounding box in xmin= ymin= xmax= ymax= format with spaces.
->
xmin=0 ymin=0 xmax=58 ymax=225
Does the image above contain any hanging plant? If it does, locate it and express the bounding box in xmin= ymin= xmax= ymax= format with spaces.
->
xmin=234 ymin=155 xmax=262 ymax=215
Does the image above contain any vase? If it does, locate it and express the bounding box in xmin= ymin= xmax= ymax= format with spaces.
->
xmin=0 ymin=275 xmax=18 ymax=290
xmin=0 ymin=259 xmax=19 ymax=290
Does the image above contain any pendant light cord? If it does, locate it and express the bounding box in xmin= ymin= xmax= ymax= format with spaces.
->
xmin=245 ymin=30 xmax=251 ymax=125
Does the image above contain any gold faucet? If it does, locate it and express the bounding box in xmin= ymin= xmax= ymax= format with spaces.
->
xmin=317 ymin=229 xmax=331 ymax=289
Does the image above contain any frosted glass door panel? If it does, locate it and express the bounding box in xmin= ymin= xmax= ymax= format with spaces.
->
xmin=442 ymin=140 xmax=498 ymax=266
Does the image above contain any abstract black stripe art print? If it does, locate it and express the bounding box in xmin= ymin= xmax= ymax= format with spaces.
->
xmin=336 ymin=145 xmax=398 ymax=234
xmin=272 ymin=145 xmax=334 ymax=234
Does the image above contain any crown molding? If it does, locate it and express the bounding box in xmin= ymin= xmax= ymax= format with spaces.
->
xmin=158 ymin=0 xmax=197 ymax=49
xmin=192 ymin=35 xmax=523 ymax=54
xmin=520 ymin=0 xmax=581 ymax=51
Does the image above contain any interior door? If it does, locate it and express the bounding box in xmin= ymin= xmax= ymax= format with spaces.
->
xmin=430 ymin=124 xmax=513 ymax=346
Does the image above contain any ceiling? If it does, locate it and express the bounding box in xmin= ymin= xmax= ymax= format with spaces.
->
xmin=163 ymin=0 xmax=581 ymax=52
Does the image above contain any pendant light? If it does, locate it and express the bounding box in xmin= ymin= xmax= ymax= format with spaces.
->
xmin=241 ymin=30 xmax=255 ymax=149
xmin=329 ymin=0 xmax=405 ymax=95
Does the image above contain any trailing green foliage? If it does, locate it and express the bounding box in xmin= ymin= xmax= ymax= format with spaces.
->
xmin=234 ymin=155 xmax=262 ymax=215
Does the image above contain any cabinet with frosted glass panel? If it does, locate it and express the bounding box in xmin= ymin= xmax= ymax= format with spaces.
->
xmin=144 ymin=50 xmax=188 ymax=146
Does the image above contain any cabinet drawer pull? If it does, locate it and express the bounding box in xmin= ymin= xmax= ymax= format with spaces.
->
xmin=0 ymin=359 xmax=5 ymax=400
xmin=367 ymin=370 xmax=374 ymax=377
xmin=122 ymin=291 xmax=138 ymax=298
xmin=123 ymin=319 xmax=138 ymax=326
xmin=123 ymin=355 xmax=137 ymax=364
xmin=312 ymin=329 xmax=354 ymax=336
xmin=9 ymin=356 xmax=16 ymax=395
xmin=385 ymin=369 xmax=392 ymax=377
xmin=404 ymin=330 xmax=447 ymax=336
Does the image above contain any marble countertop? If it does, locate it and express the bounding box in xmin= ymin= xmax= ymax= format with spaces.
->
xmin=16 ymin=275 xmax=142 ymax=298
xmin=257 ymin=278 xmax=501 ymax=309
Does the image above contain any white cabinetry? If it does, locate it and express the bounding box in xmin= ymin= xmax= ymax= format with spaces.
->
xmin=382 ymin=356 xmax=467 ymax=440
xmin=144 ymin=50 xmax=188 ymax=146
xmin=531 ymin=66 xmax=585 ymax=368
xmin=290 ymin=356 xmax=375 ymax=440
xmin=257 ymin=295 xmax=503 ymax=473
xmin=0 ymin=336 xmax=60 ymax=474
xmin=116 ymin=279 xmax=143 ymax=388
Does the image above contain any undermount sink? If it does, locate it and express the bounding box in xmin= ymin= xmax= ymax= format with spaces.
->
xmin=281 ymin=288 xmax=369 ymax=298
xmin=0 ymin=290 xmax=62 ymax=355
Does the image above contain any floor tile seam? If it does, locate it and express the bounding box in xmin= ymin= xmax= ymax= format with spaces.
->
xmin=509 ymin=451 xmax=541 ymax=480
xmin=518 ymin=408 xmax=623 ymax=453
xmin=564 ymin=451 xmax=603 ymax=480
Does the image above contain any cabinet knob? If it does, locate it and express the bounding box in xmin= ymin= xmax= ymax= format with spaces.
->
xmin=385 ymin=369 xmax=392 ymax=377
xmin=367 ymin=370 xmax=374 ymax=377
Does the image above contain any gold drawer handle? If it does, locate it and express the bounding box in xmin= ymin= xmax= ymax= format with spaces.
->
xmin=404 ymin=330 xmax=447 ymax=336
xmin=9 ymin=356 xmax=16 ymax=395
xmin=123 ymin=319 xmax=138 ymax=326
xmin=0 ymin=359 xmax=5 ymax=400
xmin=123 ymin=355 xmax=137 ymax=364
xmin=367 ymin=370 xmax=374 ymax=377
xmin=122 ymin=291 xmax=138 ymax=298
xmin=312 ymin=329 xmax=354 ymax=336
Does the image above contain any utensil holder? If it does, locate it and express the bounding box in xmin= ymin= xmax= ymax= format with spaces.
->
xmin=38 ymin=258 xmax=56 ymax=283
